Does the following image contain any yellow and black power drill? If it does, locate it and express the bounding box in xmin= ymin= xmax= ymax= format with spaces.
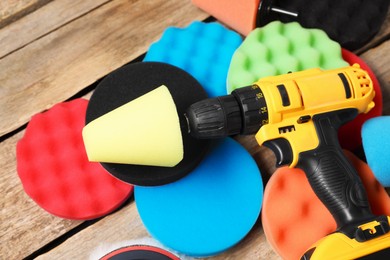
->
xmin=185 ymin=64 xmax=390 ymax=259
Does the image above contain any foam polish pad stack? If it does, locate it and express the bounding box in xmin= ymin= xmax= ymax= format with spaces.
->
xmin=262 ymin=151 xmax=390 ymax=260
xmin=83 ymin=61 xmax=263 ymax=256
xmin=16 ymin=99 xmax=133 ymax=220
xmin=192 ymin=0 xmax=389 ymax=50
xmin=227 ymin=21 xmax=382 ymax=151
xmin=84 ymin=62 xmax=210 ymax=186
xmin=144 ymin=21 xmax=242 ymax=97
xmin=362 ymin=117 xmax=390 ymax=187
xmin=141 ymin=22 xmax=262 ymax=256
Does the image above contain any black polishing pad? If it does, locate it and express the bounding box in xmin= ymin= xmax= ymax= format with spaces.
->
xmin=257 ymin=0 xmax=389 ymax=50
xmin=86 ymin=62 xmax=210 ymax=186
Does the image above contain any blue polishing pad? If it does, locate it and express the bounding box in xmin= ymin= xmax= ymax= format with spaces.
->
xmin=362 ymin=116 xmax=390 ymax=187
xmin=143 ymin=21 xmax=242 ymax=97
xmin=135 ymin=138 xmax=263 ymax=257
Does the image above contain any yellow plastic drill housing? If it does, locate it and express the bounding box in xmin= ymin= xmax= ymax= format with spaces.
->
xmin=254 ymin=64 xmax=375 ymax=167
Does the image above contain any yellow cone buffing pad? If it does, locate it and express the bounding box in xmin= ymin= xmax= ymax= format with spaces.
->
xmin=85 ymin=62 xmax=210 ymax=186
xmin=83 ymin=85 xmax=183 ymax=167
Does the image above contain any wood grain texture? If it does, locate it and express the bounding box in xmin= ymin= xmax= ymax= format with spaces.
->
xmin=0 ymin=0 xmax=110 ymax=58
xmin=0 ymin=0 xmax=209 ymax=138
xmin=35 ymin=201 xmax=280 ymax=260
xmin=0 ymin=130 xmax=83 ymax=259
xmin=35 ymin=201 xmax=148 ymax=260
xmin=0 ymin=0 xmax=51 ymax=28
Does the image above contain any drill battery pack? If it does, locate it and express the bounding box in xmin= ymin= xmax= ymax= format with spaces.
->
xmin=302 ymin=216 xmax=390 ymax=259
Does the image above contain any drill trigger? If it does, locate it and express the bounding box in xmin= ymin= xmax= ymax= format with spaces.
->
xmin=264 ymin=138 xmax=293 ymax=167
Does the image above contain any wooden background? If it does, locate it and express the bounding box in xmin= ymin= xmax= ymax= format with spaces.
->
xmin=1 ymin=0 xmax=389 ymax=259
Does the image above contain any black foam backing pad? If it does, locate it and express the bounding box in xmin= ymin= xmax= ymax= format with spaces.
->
xmin=258 ymin=0 xmax=389 ymax=50
xmin=86 ymin=62 xmax=210 ymax=186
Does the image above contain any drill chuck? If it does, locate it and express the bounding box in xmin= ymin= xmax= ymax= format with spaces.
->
xmin=185 ymin=86 xmax=269 ymax=138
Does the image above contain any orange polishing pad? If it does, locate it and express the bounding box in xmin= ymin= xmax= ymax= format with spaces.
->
xmin=262 ymin=150 xmax=390 ymax=260
xmin=191 ymin=0 xmax=260 ymax=35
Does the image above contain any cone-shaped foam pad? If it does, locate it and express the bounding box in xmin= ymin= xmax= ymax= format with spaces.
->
xmin=83 ymin=86 xmax=183 ymax=167
xmin=338 ymin=49 xmax=383 ymax=151
xmin=191 ymin=0 xmax=260 ymax=36
xmin=135 ymin=138 xmax=263 ymax=257
xmin=262 ymin=150 xmax=390 ymax=260
xmin=100 ymin=245 xmax=179 ymax=260
xmin=362 ymin=116 xmax=390 ymax=187
xmin=227 ymin=21 xmax=348 ymax=93
xmin=257 ymin=0 xmax=389 ymax=50
xmin=86 ymin=62 xmax=209 ymax=186
xmin=144 ymin=21 xmax=242 ymax=97
xmin=16 ymin=99 xmax=133 ymax=220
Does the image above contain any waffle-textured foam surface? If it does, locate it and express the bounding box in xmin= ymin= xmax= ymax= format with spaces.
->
xmin=16 ymin=99 xmax=133 ymax=220
xmin=262 ymin=150 xmax=390 ymax=260
xmin=135 ymin=138 xmax=263 ymax=257
xmin=259 ymin=0 xmax=389 ymax=50
xmin=227 ymin=21 xmax=348 ymax=93
xmin=144 ymin=21 xmax=242 ymax=97
xmin=362 ymin=116 xmax=390 ymax=187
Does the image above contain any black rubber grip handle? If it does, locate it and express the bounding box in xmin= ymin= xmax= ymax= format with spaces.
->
xmin=297 ymin=109 xmax=374 ymax=229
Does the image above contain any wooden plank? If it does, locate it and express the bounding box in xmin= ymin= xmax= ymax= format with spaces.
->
xmin=35 ymin=201 xmax=279 ymax=259
xmin=0 ymin=0 xmax=51 ymax=28
xmin=0 ymin=0 xmax=209 ymax=138
xmin=0 ymin=0 xmax=111 ymax=58
xmin=0 ymin=130 xmax=83 ymax=259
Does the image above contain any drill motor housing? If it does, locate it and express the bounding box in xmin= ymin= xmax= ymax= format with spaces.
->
xmin=252 ymin=63 xmax=375 ymax=167
xmin=186 ymin=64 xmax=375 ymax=168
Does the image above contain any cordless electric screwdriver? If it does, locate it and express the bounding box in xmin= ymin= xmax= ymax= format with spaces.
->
xmin=185 ymin=64 xmax=390 ymax=259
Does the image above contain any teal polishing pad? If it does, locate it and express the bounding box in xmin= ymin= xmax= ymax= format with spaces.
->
xmin=144 ymin=21 xmax=242 ymax=97
xmin=135 ymin=138 xmax=263 ymax=257
xmin=362 ymin=116 xmax=390 ymax=187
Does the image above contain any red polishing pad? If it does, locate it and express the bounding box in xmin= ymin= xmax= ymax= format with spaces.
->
xmin=262 ymin=150 xmax=390 ymax=260
xmin=339 ymin=48 xmax=383 ymax=151
xmin=17 ymin=99 xmax=133 ymax=220
xmin=100 ymin=245 xmax=179 ymax=260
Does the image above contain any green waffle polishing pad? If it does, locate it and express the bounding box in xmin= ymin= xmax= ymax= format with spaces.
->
xmin=227 ymin=21 xmax=348 ymax=93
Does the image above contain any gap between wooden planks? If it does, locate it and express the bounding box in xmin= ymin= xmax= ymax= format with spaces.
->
xmin=0 ymin=0 xmax=209 ymax=138
xmin=0 ymin=0 xmax=111 ymax=59
xmin=35 ymin=202 xmax=279 ymax=260
xmin=0 ymin=0 xmax=52 ymax=29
